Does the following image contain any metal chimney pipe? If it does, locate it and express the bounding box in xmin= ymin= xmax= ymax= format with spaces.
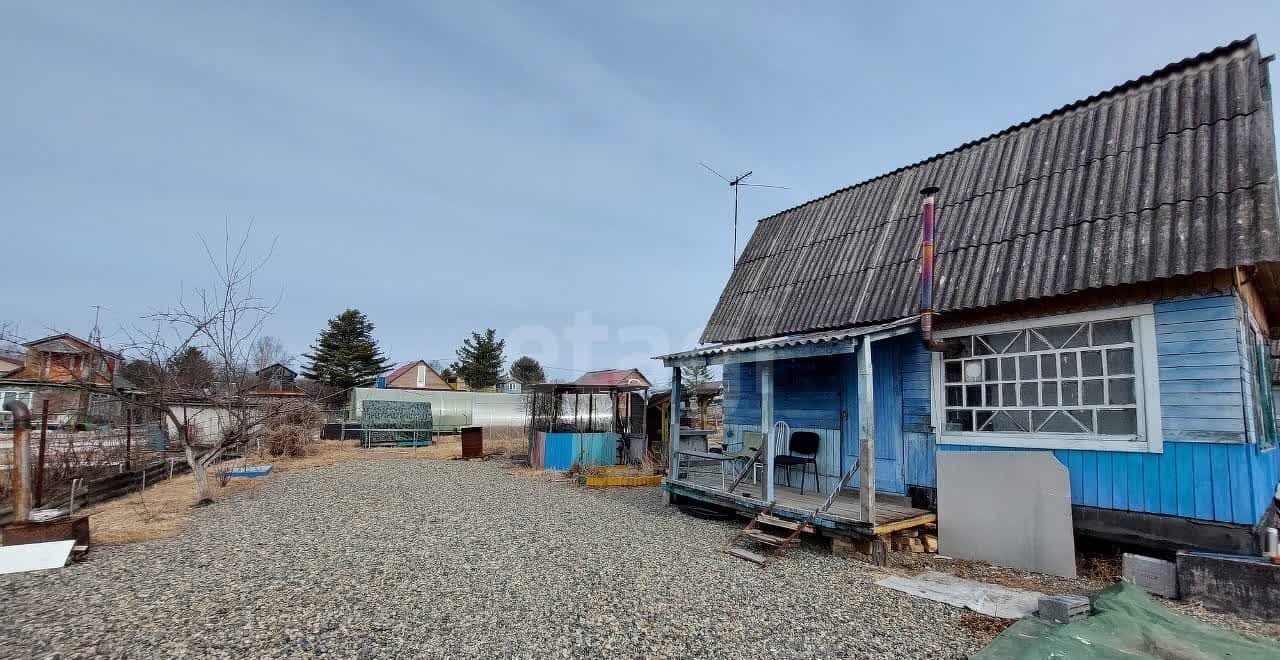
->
xmin=4 ymin=399 xmax=33 ymax=522
xmin=919 ymin=186 xmax=947 ymax=352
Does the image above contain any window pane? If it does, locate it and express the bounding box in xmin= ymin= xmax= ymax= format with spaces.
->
xmin=1062 ymin=381 xmax=1079 ymax=405
xmin=1040 ymin=354 xmax=1057 ymax=378
xmin=1020 ymin=382 xmax=1039 ymax=406
xmin=1098 ymin=408 xmax=1138 ymax=435
xmin=1063 ymin=327 xmax=1089 ymax=348
xmin=1082 ymin=379 xmax=1104 ymax=405
xmin=1080 ymin=350 xmax=1103 ymax=376
xmin=1039 ymin=324 xmax=1084 ymax=349
xmin=983 ymin=331 xmax=1024 ymax=354
xmin=945 ymin=362 xmax=962 ymax=383
xmin=1028 ymin=330 xmax=1053 ymax=351
xmin=1060 ymin=353 xmax=1078 ymax=378
xmin=945 ymin=410 xmax=973 ymax=432
xmin=1019 ymin=355 xmax=1038 ymax=380
xmin=1107 ymin=348 xmax=1134 ymax=376
xmin=1000 ymin=357 xmax=1016 ymax=380
xmin=1092 ymin=319 xmax=1133 ymax=345
xmin=991 ymin=410 xmax=1031 ymax=432
xmin=1108 ymin=378 xmax=1136 ymax=405
xmin=1067 ymin=409 xmax=1095 ymax=433
xmin=984 ymin=358 xmax=999 ymax=381
xmin=1002 ymin=383 xmax=1017 ymax=407
xmin=1037 ymin=410 xmax=1086 ymax=433
xmin=966 ymin=385 xmax=982 ymax=406
xmin=946 ymin=386 xmax=964 ymax=406
xmin=975 ymin=410 xmax=995 ymax=431
xmin=973 ymin=337 xmax=995 ymax=356
xmin=964 ymin=360 xmax=984 ymax=383
xmin=1041 ymin=382 xmax=1059 ymax=406
xmin=985 ymin=384 xmax=1000 ymax=407
xmin=945 ymin=338 xmax=971 ymax=359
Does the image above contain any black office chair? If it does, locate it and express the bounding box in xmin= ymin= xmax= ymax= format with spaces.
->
xmin=775 ymin=430 xmax=820 ymax=495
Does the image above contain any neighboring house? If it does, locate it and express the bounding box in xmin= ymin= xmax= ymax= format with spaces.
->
xmin=245 ymin=363 xmax=308 ymax=398
xmin=496 ymin=374 xmax=522 ymax=394
xmin=0 ymin=353 xmax=22 ymax=374
xmin=0 ymin=333 xmax=134 ymax=426
xmin=660 ymin=37 xmax=1280 ymax=554
xmin=574 ymin=369 xmax=653 ymax=390
xmin=384 ymin=360 xmax=452 ymax=391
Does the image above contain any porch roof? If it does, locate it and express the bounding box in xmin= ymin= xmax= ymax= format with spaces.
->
xmin=658 ymin=316 xmax=919 ymax=368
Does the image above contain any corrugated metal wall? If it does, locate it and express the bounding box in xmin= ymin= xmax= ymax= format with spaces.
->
xmin=350 ymin=388 xmax=526 ymax=426
xmin=529 ymin=431 xmax=619 ymax=471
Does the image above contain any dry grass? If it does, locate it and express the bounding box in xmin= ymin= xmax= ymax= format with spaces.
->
xmin=958 ymin=612 xmax=1014 ymax=643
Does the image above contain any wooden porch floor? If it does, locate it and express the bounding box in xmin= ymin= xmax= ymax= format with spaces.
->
xmin=670 ymin=467 xmax=936 ymax=537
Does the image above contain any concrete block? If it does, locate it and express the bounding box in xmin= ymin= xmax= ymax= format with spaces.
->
xmin=1123 ymin=553 xmax=1178 ymax=598
xmin=1177 ymin=550 xmax=1280 ymax=621
xmin=1037 ymin=594 xmax=1091 ymax=624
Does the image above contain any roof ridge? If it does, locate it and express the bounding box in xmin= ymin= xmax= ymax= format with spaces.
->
xmin=747 ymin=35 xmax=1260 ymax=229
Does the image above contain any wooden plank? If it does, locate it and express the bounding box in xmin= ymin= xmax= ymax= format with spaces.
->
xmin=760 ymin=361 xmax=775 ymax=502
xmin=1157 ymin=351 xmax=1240 ymax=368
xmin=1154 ymin=295 xmax=1235 ymax=312
xmin=1156 ymin=306 xmax=1237 ymax=324
xmin=1192 ymin=443 xmax=1215 ymax=521
xmin=1159 ymin=443 xmax=1179 ymax=515
xmin=1160 ymin=392 xmax=1243 ymax=406
xmin=858 ymin=338 xmax=875 ymax=523
xmin=724 ymin=547 xmax=767 ymax=564
xmin=1156 ymin=339 xmax=1240 ymax=356
xmin=1160 ymin=378 xmax=1242 ymax=393
xmin=1155 ymin=317 xmax=1238 ymax=336
xmin=1097 ymin=452 xmax=1114 ymax=509
xmin=1209 ymin=445 xmax=1233 ymax=523
xmin=1175 ymin=443 xmax=1196 ymax=518
xmin=669 ymin=366 xmax=681 ymax=483
xmin=1142 ymin=452 xmax=1161 ymax=513
xmin=1159 ymin=365 xmax=1243 ymax=381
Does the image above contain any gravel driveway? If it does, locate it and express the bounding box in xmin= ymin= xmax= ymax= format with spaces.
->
xmin=1 ymin=459 xmax=983 ymax=659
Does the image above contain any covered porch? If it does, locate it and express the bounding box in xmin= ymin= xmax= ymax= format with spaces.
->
xmin=658 ymin=317 xmax=936 ymax=543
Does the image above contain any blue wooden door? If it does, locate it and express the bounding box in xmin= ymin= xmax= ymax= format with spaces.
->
xmin=841 ymin=341 xmax=907 ymax=494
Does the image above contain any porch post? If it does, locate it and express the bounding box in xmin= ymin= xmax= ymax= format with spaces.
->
xmin=760 ymin=360 xmax=775 ymax=502
xmin=857 ymin=337 xmax=876 ymax=523
xmin=669 ymin=366 xmax=681 ymax=479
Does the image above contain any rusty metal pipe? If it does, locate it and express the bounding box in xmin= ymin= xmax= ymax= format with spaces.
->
xmin=4 ymin=399 xmax=33 ymax=522
xmin=919 ymin=186 xmax=948 ymax=352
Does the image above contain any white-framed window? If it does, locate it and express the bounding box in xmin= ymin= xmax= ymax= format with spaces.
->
xmin=931 ymin=304 xmax=1163 ymax=453
xmin=1 ymin=391 xmax=34 ymax=407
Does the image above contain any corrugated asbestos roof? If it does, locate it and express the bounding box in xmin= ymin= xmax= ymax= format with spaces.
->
xmin=661 ymin=316 xmax=917 ymax=363
xmin=702 ymin=36 xmax=1280 ymax=344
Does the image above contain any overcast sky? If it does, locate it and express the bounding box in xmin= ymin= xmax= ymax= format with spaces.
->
xmin=3 ymin=2 xmax=1278 ymax=385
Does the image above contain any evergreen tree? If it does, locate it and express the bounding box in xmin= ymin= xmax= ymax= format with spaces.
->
xmin=449 ymin=329 xmax=505 ymax=390
xmin=302 ymin=309 xmax=390 ymax=388
xmin=170 ymin=346 xmax=216 ymax=392
xmin=510 ymin=356 xmax=545 ymax=385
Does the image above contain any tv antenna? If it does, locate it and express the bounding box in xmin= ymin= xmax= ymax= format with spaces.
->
xmin=700 ymin=162 xmax=788 ymax=266
xmin=89 ymin=305 xmax=107 ymax=346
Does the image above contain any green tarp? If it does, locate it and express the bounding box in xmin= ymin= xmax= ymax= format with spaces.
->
xmin=975 ymin=582 xmax=1279 ymax=659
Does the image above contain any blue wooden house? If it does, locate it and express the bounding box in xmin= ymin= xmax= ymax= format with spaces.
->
xmin=659 ymin=36 xmax=1280 ymax=555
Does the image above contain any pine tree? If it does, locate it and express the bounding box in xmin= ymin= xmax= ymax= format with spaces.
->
xmin=170 ymin=346 xmax=216 ymax=392
xmin=449 ymin=329 xmax=506 ymax=390
xmin=302 ymin=309 xmax=390 ymax=388
xmin=510 ymin=356 xmax=545 ymax=385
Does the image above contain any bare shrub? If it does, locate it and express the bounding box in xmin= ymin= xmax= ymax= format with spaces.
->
xmin=260 ymin=401 xmax=324 ymax=458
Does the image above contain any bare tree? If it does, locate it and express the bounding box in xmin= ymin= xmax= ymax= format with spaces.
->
xmin=67 ymin=224 xmax=297 ymax=504
xmin=251 ymin=335 xmax=294 ymax=371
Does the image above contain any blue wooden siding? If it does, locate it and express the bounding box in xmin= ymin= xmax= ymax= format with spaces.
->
xmin=942 ymin=442 xmax=1263 ymax=524
xmin=723 ymin=293 xmax=1280 ymax=526
xmin=1156 ymin=296 xmax=1247 ymax=443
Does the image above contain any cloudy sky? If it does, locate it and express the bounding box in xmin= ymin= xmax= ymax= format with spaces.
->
xmin=3 ymin=1 xmax=1277 ymax=384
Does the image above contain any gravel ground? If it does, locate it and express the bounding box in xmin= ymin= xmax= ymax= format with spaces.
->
xmin=1 ymin=458 xmax=985 ymax=659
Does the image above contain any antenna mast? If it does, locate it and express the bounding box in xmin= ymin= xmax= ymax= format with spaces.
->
xmin=700 ymin=162 xmax=788 ymax=267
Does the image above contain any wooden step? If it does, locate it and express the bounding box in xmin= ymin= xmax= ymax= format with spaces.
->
xmin=724 ymin=547 xmax=768 ymax=564
xmin=742 ymin=529 xmax=797 ymax=547
xmin=755 ymin=513 xmax=812 ymax=533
